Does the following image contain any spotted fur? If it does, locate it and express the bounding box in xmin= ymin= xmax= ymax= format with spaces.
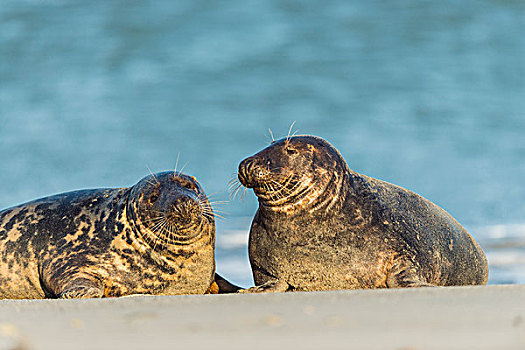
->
xmin=0 ymin=171 xmax=222 ymax=299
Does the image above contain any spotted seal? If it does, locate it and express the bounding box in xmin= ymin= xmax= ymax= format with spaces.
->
xmin=237 ymin=135 xmax=489 ymax=292
xmin=0 ymin=171 xmax=238 ymax=299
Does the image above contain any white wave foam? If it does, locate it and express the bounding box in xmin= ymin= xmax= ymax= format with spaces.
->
xmin=473 ymin=223 xmax=525 ymax=240
xmin=216 ymin=229 xmax=249 ymax=249
xmin=486 ymin=250 xmax=525 ymax=266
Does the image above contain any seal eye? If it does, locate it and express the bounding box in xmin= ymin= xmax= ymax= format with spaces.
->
xmin=286 ymin=148 xmax=298 ymax=155
xmin=183 ymin=183 xmax=196 ymax=191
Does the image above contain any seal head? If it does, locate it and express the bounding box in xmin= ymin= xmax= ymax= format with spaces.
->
xmin=238 ymin=136 xmax=347 ymax=214
xmin=128 ymin=172 xmax=214 ymax=249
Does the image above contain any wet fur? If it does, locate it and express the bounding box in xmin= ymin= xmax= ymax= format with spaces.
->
xmin=0 ymin=172 xmax=220 ymax=299
xmin=239 ymin=135 xmax=489 ymax=291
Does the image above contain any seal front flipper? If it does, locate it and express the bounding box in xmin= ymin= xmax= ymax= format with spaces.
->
xmin=205 ymin=273 xmax=243 ymax=294
xmin=216 ymin=273 xmax=243 ymax=293
xmin=60 ymin=285 xmax=104 ymax=299
xmin=386 ymin=262 xmax=436 ymax=288
xmin=57 ymin=277 xmax=104 ymax=299
xmin=238 ymin=279 xmax=290 ymax=293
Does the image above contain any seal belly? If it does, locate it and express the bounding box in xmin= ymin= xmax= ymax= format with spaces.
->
xmin=249 ymin=209 xmax=393 ymax=291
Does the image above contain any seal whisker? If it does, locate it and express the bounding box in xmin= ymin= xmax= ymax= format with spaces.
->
xmin=142 ymin=209 xmax=169 ymax=215
xmin=271 ymin=179 xmax=292 ymax=202
xmin=173 ymin=153 xmax=181 ymax=180
xmin=206 ymin=208 xmax=228 ymax=215
xmin=285 ymin=121 xmax=296 ymax=143
xmin=258 ymin=174 xmax=311 ymax=207
xmin=142 ymin=216 xmax=166 ymax=224
xmin=265 ymin=182 xmax=279 ymax=202
xmin=141 ymin=215 xmax=165 ymax=220
xmin=275 ymin=176 xmax=299 ymax=197
xmin=236 ymin=186 xmax=245 ymax=201
xmin=143 ymin=179 xmax=158 ymax=186
xmin=177 ymin=161 xmax=189 ymax=176
xmin=164 ymin=223 xmax=174 ymax=247
xmin=198 ymin=201 xmax=220 ymax=220
xmin=156 ymin=219 xmax=173 ymax=250
xmin=156 ymin=219 xmax=171 ymax=240
xmin=210 ymin=213 xmax=225 ymax=220
xmin=260 ymin=183 xmax=271 ymax=201
xmin=206 ymin=203 xmax=229 ymax=211
xmin=146 ymin=166 xmax=160 ymax=184
xmin=228 ymin=176 xmax=241 ymax=191
xmin=230 ymin=182 xmax=244 ymax=201
xmin=200 ymin=202 xmax=226 ymax=214
xmin=233 ymin=182 xmax=243 ymax=196
xmin=202 ymin=192 xmax=225 ymax=202
xmin=206 ymin=199 xmax=230 ymax=205
xmin=149 ymin=219 xmax=166 ymax=237
xmin=268 ymin=179 xmax=289 ymax=199
xmin=268 ymin=128 xmax=275 ymax=143
xmin=146 ymin=219 xmax=162 ymax=233
xmin=161 ymin=221 xmax=173 ymax=242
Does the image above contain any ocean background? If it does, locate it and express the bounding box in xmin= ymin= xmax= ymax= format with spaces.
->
xmin=1 ymin=0 xmax=524 ymax=287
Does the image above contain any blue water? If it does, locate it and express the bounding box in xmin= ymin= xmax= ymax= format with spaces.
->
xmin=1 ymin=0 xmax=524 ymax=287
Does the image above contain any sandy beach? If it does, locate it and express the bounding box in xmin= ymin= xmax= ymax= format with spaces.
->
xmin=1 ymin=285 xmax=523 ymax=350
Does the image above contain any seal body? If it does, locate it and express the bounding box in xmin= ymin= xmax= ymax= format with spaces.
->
xmin=238 ymin=135 xmax=489 ymax=292
xmin=0 ymin=171 xmax=220 ymax=299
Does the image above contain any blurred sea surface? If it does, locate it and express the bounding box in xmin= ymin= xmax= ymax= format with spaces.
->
xmin=1 ymin=0 xmax=524 ymax=287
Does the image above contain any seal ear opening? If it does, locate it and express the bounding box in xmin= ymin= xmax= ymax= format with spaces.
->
xmin=148 ymin=193 xmax=159 ymax=204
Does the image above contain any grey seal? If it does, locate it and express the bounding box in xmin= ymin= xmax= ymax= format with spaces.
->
xmin=237 ymin=135 xmax=489 ymax=292
xmin=0 ymin=171 xmax=238 ymax=299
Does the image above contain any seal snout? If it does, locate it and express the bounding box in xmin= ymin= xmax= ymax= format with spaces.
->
xmin=168 ymin=195 xmax=202 ymax=226
xmin=238 ymin=157 xmax=258 ymax=188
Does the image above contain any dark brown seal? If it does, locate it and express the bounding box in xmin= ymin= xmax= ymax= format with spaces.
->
xmin=237 ymin=135 xmax=489 ymax=292
xmin=0 ymin=171 xmax=238 ymax=299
